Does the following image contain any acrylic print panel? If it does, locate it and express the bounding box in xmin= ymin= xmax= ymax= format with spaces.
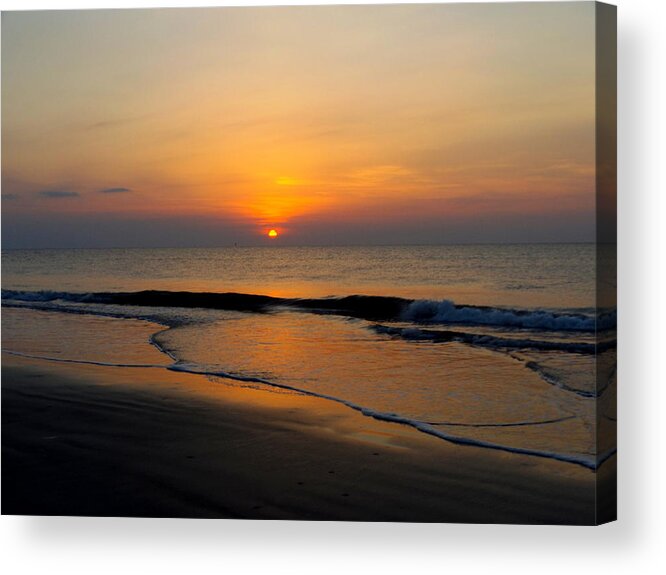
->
xmin=1 ymin=2 xmax=616 ymax=524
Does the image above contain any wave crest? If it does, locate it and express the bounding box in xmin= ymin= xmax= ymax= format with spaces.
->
xmin=2 ymin=289 xmax=616 ymax=332
xmin=402 ymin=299 xmax=615 ymax=331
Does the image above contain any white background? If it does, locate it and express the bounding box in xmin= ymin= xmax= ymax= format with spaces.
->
xmin=1 ymin=0 xmax=664 ymax=573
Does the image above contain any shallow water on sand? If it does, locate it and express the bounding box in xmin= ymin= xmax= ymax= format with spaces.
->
xmin=1 ymin=243 xmax=616 ymax=469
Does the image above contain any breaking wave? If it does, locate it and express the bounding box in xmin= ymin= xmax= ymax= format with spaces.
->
xmin=2 ymin=289 xmax=616 ymax=332
xmin=402 ymin=299 xmax=616 ymax=331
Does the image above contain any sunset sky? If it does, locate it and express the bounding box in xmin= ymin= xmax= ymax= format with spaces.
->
xmin=2 ymin=3 xmax=596 ymax=249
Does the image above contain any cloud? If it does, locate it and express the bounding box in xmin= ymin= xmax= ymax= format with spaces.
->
xmin=38 ymin=190 xmax=80 ymax=198
xmin=86 ymin=114 xmax=148 ymax=131
xmin=1 ymin=193 xmax=19 ymax=200
xmin=99 ymin=187 xmax=132 ymax=194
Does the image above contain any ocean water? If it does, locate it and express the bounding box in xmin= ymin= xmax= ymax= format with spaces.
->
xmin=1 ymin=244 xmax=616 ymax=470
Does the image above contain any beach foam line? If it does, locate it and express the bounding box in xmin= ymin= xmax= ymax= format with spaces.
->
xmin=166 ymin=363 xmax=607 ymax=470
xmin=425 ymin=415 xmax=577 ymax=427
xmin=2 ymin=289 xmax=616 ymax=332
xmin=1 ymin=349 xmax=166 ymax=369
xmin=1 ymin=299 xmax=181 ymax=327
xmin=369 ymin=324 xmax=616 ymax=355
xmin=503 ymin=352 xmax=615 ymax=399
xmin=2 ymin=347 xmax=611 ymax=470
xmin=401 ymin=298 xmax=616 ymax=331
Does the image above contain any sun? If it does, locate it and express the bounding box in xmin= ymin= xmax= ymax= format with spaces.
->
xmin=267 ymin=229 xmax=278 ymax=238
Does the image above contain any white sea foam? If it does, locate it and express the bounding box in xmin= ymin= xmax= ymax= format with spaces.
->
xmin=1 ymin=346 xmax=611 ymax=471
xmin=402 ymin=299 xmax=615 ymax=331
xmin=2 ymin=289 xmax=617 ymax=332
xmin=2 ymin=291 xmax=616 ymax=471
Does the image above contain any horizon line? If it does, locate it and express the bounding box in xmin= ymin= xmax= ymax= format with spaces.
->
xmin=0 ymin=240 xmax=600 ymax=252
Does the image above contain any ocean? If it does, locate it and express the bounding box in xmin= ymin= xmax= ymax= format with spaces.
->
xmin=1 ymin=243 xmax=616 ymax=470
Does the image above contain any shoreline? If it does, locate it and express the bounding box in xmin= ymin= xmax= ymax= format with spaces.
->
xmin=1 ymin=354 xmax=605 ymax=523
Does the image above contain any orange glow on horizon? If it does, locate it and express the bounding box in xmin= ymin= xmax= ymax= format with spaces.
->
xmin=1 ymin=5 xmax=598 ymax=246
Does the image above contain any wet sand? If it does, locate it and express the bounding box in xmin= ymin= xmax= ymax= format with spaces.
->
xmin=2 ymin=354 xmax=606 ymax=523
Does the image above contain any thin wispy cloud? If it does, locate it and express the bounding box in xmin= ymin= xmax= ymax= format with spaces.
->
xmin=2 ymin=193 xmax=19 ymax=200
xmin=38 ymin=190 xmax=80 ymax=198
xmin=87 ymin=114 xmax=148 ymax=131
xmin=2 ymin=4 xmax=597 ymax=248
xmin=99 ymin=187 xmax=132 ymax=194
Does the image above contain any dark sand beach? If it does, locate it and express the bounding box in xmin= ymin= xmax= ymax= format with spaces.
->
xmin=2 ymin=353 xmax=610 ymax=524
